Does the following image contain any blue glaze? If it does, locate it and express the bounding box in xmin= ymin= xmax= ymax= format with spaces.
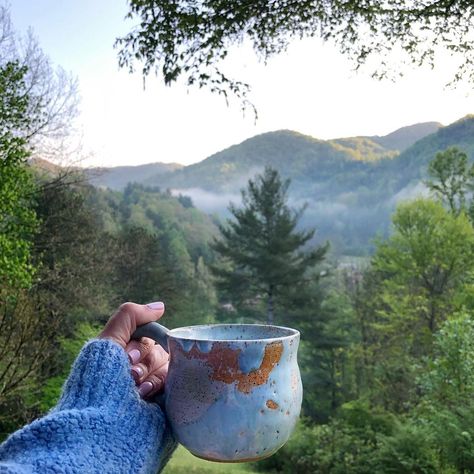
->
xmin=135 ymin=322 xmax=302 ymax=462
xmin=196 ymin=340 xmax=213 ymax=353
xmin=169 ymin=336 xmax=302 ymax=461
xmin=238 ymin=343 xmax=266 ymax=374
xmin=177 ymin=338 xmax=195 ymax=353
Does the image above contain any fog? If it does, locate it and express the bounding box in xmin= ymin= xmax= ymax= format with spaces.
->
xmin=171 ymin=188 xmax=241 ymax=214
xmin=390 ymin=182 xmax=429 ymax=204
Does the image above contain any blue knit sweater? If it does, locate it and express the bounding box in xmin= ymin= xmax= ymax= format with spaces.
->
xmin=0 ymin=339 xmax=177 ymax=473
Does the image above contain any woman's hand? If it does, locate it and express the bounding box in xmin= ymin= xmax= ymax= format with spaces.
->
xmin=99 ymin=301 xmax=168 ymax=399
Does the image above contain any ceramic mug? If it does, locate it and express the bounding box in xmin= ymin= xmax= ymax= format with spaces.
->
xmin=132 ymin=322 xmax=303 ymax=463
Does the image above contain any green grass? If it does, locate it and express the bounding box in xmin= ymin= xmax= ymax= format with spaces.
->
xmin=163 ymin=446 xmax=257 ymax=474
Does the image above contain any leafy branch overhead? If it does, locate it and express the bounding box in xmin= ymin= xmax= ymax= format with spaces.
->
xmin=116 ymin=0 xmax=474 ymax=106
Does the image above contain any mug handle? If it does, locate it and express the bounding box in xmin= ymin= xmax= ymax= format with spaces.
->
xmin=131 ymin=322 xmax=170 ymax=353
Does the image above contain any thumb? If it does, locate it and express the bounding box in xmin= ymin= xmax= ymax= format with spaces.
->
xmin=99 ymin=301 xmax=165 ymax=348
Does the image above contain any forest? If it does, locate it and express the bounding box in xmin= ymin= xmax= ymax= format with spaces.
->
xmin=3 ymin=2 xmax=474 ymax=474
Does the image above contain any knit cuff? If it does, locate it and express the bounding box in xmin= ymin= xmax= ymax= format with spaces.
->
xmin=56 ymin=338 xmax=135 ymax=411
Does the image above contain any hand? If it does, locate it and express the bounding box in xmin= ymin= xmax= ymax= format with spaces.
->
xmin=99 ymin=301 xmax=168 ymax=399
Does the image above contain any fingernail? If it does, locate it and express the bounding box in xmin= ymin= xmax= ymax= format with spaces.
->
xmin=138 ymin=381 xmax=153 ymax=398
xmin=146 ymin=301 xmax=164 ymax=311
xmin=131 ymin=365 xmax=144 ymax=380
xmin=127 ymin=349 xmax=141 ymax=365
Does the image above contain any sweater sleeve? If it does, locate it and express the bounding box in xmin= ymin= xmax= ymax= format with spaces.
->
xmin=0 ymin=339 xmax=177 ymax=474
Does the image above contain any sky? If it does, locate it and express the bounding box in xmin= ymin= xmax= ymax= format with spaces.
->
xmin=10 ymin=0 xmax=474 ymax=168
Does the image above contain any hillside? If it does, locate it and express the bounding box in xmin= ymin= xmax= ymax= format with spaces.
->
xmin=368 ymin=121 xmax=442 ymax=151
xmin=143 ymin=121 xmax=442 ymax=193
xmin=385 ymin=115 xmax=474 ymax=189
xmin=152 ymin=130 xmax=381 ymax=192
xmin=79 ymin=116 xmax=474 ymax=255
xmin=85 ymin=162 xmax=183 ymax=190
xmin=84 ymin=121 xmax=439 ymax=193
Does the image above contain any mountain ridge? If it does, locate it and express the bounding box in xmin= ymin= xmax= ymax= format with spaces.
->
xmin=30 ymin=116 xmax=474 ymax=255
xmin=82 ymin=120 xmax=443 ymax=191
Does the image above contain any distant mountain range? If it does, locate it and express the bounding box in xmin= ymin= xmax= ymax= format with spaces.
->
xmin=33 ymin=116 xmax=474 ymax=255
xmin=85 ymin=120 xmax=443 ymax=192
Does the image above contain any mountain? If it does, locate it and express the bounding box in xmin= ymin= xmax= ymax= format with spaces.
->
xmin=367 ymin=121 xmax=442 ymax=151
xmin=391 ymin=115 xmax=474 ymax=181
xmin=358 ymin=115 xmax=474 ymax=201
xmin=156 ymin=116 xmax=473 ymax=255
xmin=81 ymin=121 xmax=440 ymax=194
xmin=143 ymin=121 xmax=443 ymax=194
xmin=148 ymin=130 xmax=389 ymax=193
xmin=85 ymin=162 xmax=183 ymax=190
xmin=75 ymin=116 xmax=474 ymax=254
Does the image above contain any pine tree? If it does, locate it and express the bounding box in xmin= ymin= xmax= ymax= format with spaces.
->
xmin=211 ymin=166 xmax=328 ymax=324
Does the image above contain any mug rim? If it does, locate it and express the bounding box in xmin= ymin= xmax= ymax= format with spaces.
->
xmin=167 ymin=323 xmax=300 ymax=343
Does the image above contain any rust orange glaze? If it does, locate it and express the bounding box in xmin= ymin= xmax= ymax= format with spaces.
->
xmin=176 ymin=341 xmax=284 ymax=394
xmin=266 ymin=399 xmax=279 ymax=409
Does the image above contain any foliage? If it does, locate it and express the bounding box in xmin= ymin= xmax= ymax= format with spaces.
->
xmin=0 ymin=290 xmax=58 ymax=436
xmin=299 ymin=281 xmax=359 ymax=422
xmin=1 ymin=177 xmax=221 ymax=437
xmin=0 ymin=61 xmax=38 ymax=288
xmin=256 ymin=406 xmax=398 ymax=474
xmin=347 ymin=199 xmax=474 ymax=412
xmin=426 ymin=147 xmax=474 ymax=215
xmin=412 ymin=315 xmax=474 ymax=472
xmin=420 ymin=402 xmax=474 ymax=473
xmin=212 ymin=166 xmax=327 ymax=324
xmin=372 ymin=199 xmax=474 ymax=335
xmin=97 ymin=183 xmax=218 ymax=329
xmin=117 ymin=1 xmax=474 ymax=107
xmin=419 ymin=314 xmax=474 ymax=406
xmin=372 ymin=424 xmax=442 ymax=474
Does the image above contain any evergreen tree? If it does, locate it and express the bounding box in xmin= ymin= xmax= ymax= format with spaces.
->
xmin=211 ymin=166 xmax=327 ymax=324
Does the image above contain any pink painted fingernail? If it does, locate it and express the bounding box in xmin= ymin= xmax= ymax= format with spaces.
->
xmin=146 ymin=301 xmax=164 ymax=311
xmin=127 ymin=349 xmax=141 ymax=365
xmin=131 ymin=366 xmax=144 ymax=380
xmin=138 ymin=381 xmax=153 ymax=398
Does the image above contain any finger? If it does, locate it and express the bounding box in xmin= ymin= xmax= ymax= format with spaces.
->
xmin=124 ymin=336 xmax=155 ymax=366
xmin=99 ymin=301 xmax=165 ymax=348
xmin=138 ymin=362 xmax=169 ymax=399
xmin=131 ymin=344 xmax=168 ymax=384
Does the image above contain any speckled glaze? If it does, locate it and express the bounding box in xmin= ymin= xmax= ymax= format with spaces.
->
xmin=133 ymin=323 xmax=302 ymax=462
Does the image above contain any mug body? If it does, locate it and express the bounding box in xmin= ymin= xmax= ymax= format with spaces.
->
xmin=164 ymin=324 xmax=302 ymax=462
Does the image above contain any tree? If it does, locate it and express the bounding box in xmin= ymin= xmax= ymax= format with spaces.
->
xmin=116 ymin=0 xmax=474 ymax=107
xmin=0 ymin=5 xmax=79 ymax=160
xmin=373 ymin=199 xmax=474 ymax=336
xmin=420 ymin=313 xmax=474 ymax=407
xmin=0 ymin=61 xmax=37 ymax=288
xmin=113 ymin=226 xmax=172 ymax=305
xmin=425 ymin=147 xmax=474 ymax=216
xmin=349 ymin=199 xmax=474 ymax=411
xmin=211 ymin=166 xmax=327 ymax=324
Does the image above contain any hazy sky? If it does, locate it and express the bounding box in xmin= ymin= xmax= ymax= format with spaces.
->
xmin=10 ymin=0 xmax=474 ymax=168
